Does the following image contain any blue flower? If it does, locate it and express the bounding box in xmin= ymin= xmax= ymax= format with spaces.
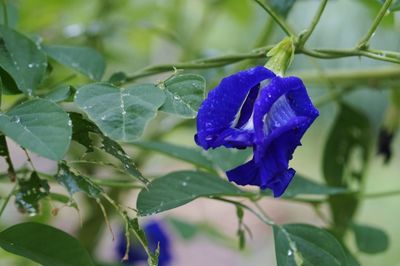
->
xmin=116 ymin=220 xmax=172 ymax=266
xmin=195 ymin=66 xmax=319 ymax=197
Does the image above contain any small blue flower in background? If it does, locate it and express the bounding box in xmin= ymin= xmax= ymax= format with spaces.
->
xmin=195 ymin=66 xmax=319 ymax=197
xmin=116 ymin=220 xmax=172 ymax=266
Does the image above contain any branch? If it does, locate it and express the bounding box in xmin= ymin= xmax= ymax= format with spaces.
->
xmin=357 ymin=0 xmax=394 ymax=49
xmin=298 ymin=0 xmax=328 ymax=47
xmin=250 ymin=0 xmax=295 ymax=37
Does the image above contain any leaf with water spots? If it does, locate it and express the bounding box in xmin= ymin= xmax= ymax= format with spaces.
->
xmin=74 ymin=82 xmax=165 ymax=142
xmin=137 ymin=170 xmax=248 ymax=216
xmin=15 ymin=172 xmax=50 ymax=215
xmin=274 ymin=224 xmax=347 ymax=266
xmin=0 ymin=98 xmax=72 ymax=160
xmin=55 ymin=162 xmax=103 ymax=198
xmin=44 ymin=45 xmax=105 ymax=81
xmin=0 ymin=25 xmax=47 ymax=95
xmin=159 ymin=74 xmax=205 ymax=118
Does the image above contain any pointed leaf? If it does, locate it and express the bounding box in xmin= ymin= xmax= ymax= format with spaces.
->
xmin=137 ymin=170 xmax=248 ymax=216
xmin=75 ymin=82 xmax=165 ymax=142
xmin=0 ymin=222 xmax=95 ymax=266
xmin=55 ymin=162 xmax=103 ymax=198
xmin=0 ymin=25 xmax=47 ymax=94
xmin=160 ymin=74 xmax=205 ymax=118
xmin=0 ymin=98 xmax=72 ymax=160
xmin=44 ymin=45 xmax=105 ymax=80
xmin=274 ymin=224 xmax=347 ymax=266
xmin=43 ymin=84 xmax=74 ymax=102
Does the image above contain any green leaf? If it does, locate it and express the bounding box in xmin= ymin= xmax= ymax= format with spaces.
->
xmin=15 ymin=172 xmax=49 ymax=215
xmin=0 ymin=3 xmax=18 ymax=28
xmin=0 ymin=222 xmax=94 ymax=266
xmin=43 ymin=45 xmax=105 ymax=80
xmin=0 ymin=98 xmax=72 ymax=160
xmin=159 ymin=73 xmax=205 ymax=118
xmin=274 ymin=224 xmax=347 ymax=266
xmin=127 ymin=218 xmax=159 ymax=266
xmin=101 ymin=136 xmax=147 ymax=183
xmin=352 ymin=223 xmax=389 ymax=254
xmin=137 ymin=170 xmax=248 ymax=216
xmin=75 ymin=82 xmax=165 ymax=142
xmin=55 ymin=162 xmax=103 ymax=198
xmin=69 ymin=113 xmax=146 ymax=183
xmin=323 ymin=103 xmax=372 ymax=237
xmin=43 ymin=84 xmax=74 ymax=102
xmin=266 ymin=0 xmax=296 ymax=17
xmin=206 ymin=147 xmax=252 ymax=171
xmin=167 ymin=217 xmax=199 ymax=240
xmin=277 ymin=175 xmax=348 ymax=198
xmin=0 ymin=25 xmax=47 ymax=95
xmin=133 ymin=141 xmax=214 ymax=171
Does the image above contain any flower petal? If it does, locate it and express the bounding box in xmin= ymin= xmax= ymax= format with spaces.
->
xmin=195 ymin=66 xmax=275 ymax=149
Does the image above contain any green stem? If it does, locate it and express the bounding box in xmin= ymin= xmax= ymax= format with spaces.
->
xmin=93 ymin=179 xmax=143 ymax=189
xmin=294 ymin=66 xmax=400 ymax=85
xmin=0 ymin=183 xmax=17 ymax=218
xmin=298 ymin=0 xmax=328 ymax=47
xmin=357 ymin=0 xmax=394 ymax=49
xmin=213 ymin=196 xmax=275 ymax=226
xmin=251 ymin=0 xmax=295 ymax=37
xmin=362 ymin=189 xmax=400 ymax=199
xmin=125 ymin=46 xmax=400 ymax=82
xmin=1 ymin=0 xmax=8 ymax=27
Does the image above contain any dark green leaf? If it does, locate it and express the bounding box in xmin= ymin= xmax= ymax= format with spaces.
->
xmin=274 ymin=224 xmax=347 ymax=266
xmin=128 ymin=218 xmax=159 ymax=266
xmin=323 ymin=103 xmax=372 ymax=236
xmin=69 ymin=112 xmax=98 ymax=152
xmin=266 ymin=0 xmax=296 ymax=17
xmin=0 ymin=25 xmax=47 ymax=94
xmin=15 ymin=172 xmax=49 ymax=215
xmin=44 ymin=45 xmax=105 ymax=80
xmin=101 ymin=136 xmax=147 ymax=183
xmin=43 ymin=84 xmax=74 ymax=102
xmin=133 ymin=141 xmax=214 ymax=171
xmin=352 ymin=223 xmax=389 ymax=254
xmin=55 ymin=162 xmax=103 ymax=198
xmin=108 ymin=71 xmax=128 ymax=86
xmin=69 ymin=113 xmax=146 ymax=183
xmin=0 ymin=222 xmax=94 ymax=266
xmin=0 ymin=98 xmax=72 ymax=160
xmin=75 ymin=82 xmax=165 ymax=142
xmin=137 ymin=170 xmax=248 ymax=216
xmin=160 ymin=73 xmax=205 ymax=118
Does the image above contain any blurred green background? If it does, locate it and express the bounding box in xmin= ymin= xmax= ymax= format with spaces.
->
xmin=1 ymin=0 xmax=400 ymax=265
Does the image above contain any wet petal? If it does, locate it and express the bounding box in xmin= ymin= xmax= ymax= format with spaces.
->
xmin=195 ymin=66 xmax=275 ymax=149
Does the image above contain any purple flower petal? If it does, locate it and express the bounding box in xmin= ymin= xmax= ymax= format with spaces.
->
xmin=195 ymin=66 xmax=275 ymax=149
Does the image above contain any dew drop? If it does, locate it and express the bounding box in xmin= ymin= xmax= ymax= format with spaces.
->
xmin=28 ymin=63 xmax=34 ymax=68
xmin=182 ymin=181 xmax=187 ymax=187
xmin=68 ymin=120 xmax=72 ymax=126
xmin=287 ymin=250 xmax=293 ymax=256
xmin=122 ymin=110 xmax=127 ymax=115
xmin=11 ymin=116 xmax=20 ymax=123
xmin=173 ymin=95 xmax=181 ymax=100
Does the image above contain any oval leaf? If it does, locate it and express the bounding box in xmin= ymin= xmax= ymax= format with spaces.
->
xmin=160 ymin=74 xmax=205 ymax=118
xmin=0 ymin=98 xmax=72 ymax=160
xmin=0 ymin=222 xmax=94 ymax=266
xmin=137 ymin=170 xmax=247 ymax=216
xmin=274 ymin=224 xmax=347 ymax=266
xmin=352 ymin=223 xmax=389 ymax=254
xmin=44 ymin=45 xmax=105 ymax=80
xmin=75 ymin=82 xmax=165 ymax=142
xmin=0 ymin=25 xmax=47 ymax=94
